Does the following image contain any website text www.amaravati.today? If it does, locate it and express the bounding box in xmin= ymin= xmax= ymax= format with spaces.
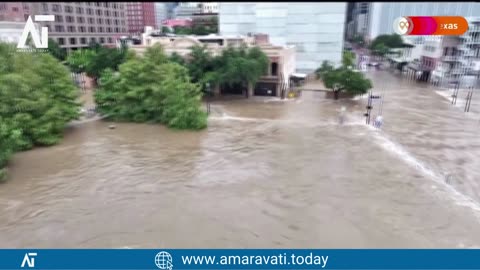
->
xmin=181 ymin=253 xmax=329 ymax=268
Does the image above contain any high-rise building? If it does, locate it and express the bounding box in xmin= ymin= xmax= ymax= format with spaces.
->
xmin=126 ymin=2 xmax=156 ymax=35
xmin=29 ymin=2 xmax=128 ymax=49
xmin=155 ymin=3 xmax=168 ymax=27
xmin=219 ymin=3 xmax=347 ymax=73
xmin=201 ymin=3 xmax=218 ymax=14
xmin=174 ymin=2 xmax=201 ymax=19
xmin=0 ymin=2 xmax=31 ymax=22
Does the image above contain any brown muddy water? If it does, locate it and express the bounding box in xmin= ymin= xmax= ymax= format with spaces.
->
xmin=1 ymin=70 xmax=480 ymax=248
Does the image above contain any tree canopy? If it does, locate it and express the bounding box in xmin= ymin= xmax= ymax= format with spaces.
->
xmin=369 ymin=34 xmax=406 ymax=50
xmin=316 ymin=60 xmax=372 ymax=99
xmin=0 ymin=42 xmax=81 ymax=180
xmin=94 ymin=44 xmax=207 ymax=130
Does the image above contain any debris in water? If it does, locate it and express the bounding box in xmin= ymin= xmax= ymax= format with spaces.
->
xmin=108 ymin=125 xmax=116 ymax=130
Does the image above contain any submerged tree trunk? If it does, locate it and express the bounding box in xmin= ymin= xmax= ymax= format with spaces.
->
xmin=334 ymin=90 xmax=340 ymax=100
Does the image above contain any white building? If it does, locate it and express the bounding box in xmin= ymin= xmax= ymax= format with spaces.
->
xmin=219 ymin=3 xmax=347 ymax=73
xmin=174 ymin=2 xmax=201 ymax=19
xmin=201 ymin=3 xmax=218 ymax=14
xmin=155 ymin=3 xmax=168 ymax=28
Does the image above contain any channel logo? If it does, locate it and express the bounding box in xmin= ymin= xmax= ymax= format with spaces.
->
xmin=393 ymin=17 xmax=413 ymax=35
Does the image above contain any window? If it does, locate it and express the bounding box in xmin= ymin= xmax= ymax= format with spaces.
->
xmin=98 ymin=27 xmax=104 ymax=33
xmin=12 ymin=7 xmax=19 ymax=12
xmin=88 ymin=17 xmax=94 ymax=24
xmin=22 ymin=3 xmax=29 ymax=10
xmin=55 ymin=25 xmax=64 ymax=32
xmin=79 ymin=26 xmax=86 ymax=32
xmin=87 ymin=8 xmax=93 ymax=15
xmin=96 ymin=9 xmax=102 ymax=16
xmin=86 ymin=2 xmax=91 ymax=6
xmin=77 ymin=17 xmax=85 ymax=23
xmin=103 ymin=2 xmax=108 ymax=7
xmin=69 ymin=38 xmax=77 ymax=45
xmin=271 ymin=63 xmax=278 ymax=76
xmin=95 ymin=2 xmax=100 ymax=7
xmin=89 ymin=26 xmax=96 ymax=32
xmin=24 ymin=14 xmax=29 ymax=21
xmin=105 ymin=10 xmax=110 ymax=16
xmin=100 ymin=37 xmax=105 ymax=44
xmin=0 ymin=3 xmax=6 ymax=10
xmin=76 ymin=7 xmax=83 ymax=14
xmin=114 ymin=11 xmax=118 ymax=17
xmin=97 ymin=18 xmax=103 ymax=24
xmin=90 ymin=37 xmax=96 ymax=43
xmin=67 ymin=26 xmax=76 ymax=32
xmin=58 ymin=38 xmax=65 ymax=45
xmin=106 ymin=19 xmax=111 ymax=25
xmin=66 ymin=16 xmax=74 ymax=23
xmin=42 ymin=3 xmax=48 ymax=11
xmin=115 ymin=27 xmax=120 ymax=33
xmin=65 ymin=5 xmax=73 ymax=13
xmin=108 ymin=37 xmax=113 ymax=43
xmin=80 ymin=37 xmax=87 ymax=44
xmin=114 ymin=19 xmax=119 ymax=25
xmin=107 ymin=27 xmax=112 ymax=33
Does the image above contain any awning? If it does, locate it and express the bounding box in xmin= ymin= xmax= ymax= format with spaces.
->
xmin=291 ymin=73 xmax=307 ymax=79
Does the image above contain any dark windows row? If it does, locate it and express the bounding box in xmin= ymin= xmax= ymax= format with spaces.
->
xmin=54 ymin=15 xmax=124 ymax=25
xmin=52 ymin=25 xmax=125 ymax=33
xmin=42 ymin=3 xmax=124 ymax=16
xmin=57 ymin=37 xmax=114 ymax=45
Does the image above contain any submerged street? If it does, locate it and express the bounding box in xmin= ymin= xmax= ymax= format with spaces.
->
xmin=1 ymin=70 xmax=480 ymax=248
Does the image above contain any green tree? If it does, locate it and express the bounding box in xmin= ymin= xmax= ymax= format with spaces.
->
xmin=168 ymin=52 xmax=185 ymax=66
xmin=161 ymin=26 xmax=172 ymax=33
xmin=217 ymin=46 xmax=269 ymax=98
xmin=372 ymin=42 xmax=390 ymax=59
xmin=48 ymin=38 xmax=67 ymax=62
xmin=66 ymin=49 xmax=96 ymax=73
xmin=0 ymin=42 xmax=81 ymax=180
xmin=316 ymin=61 xmax=372 ymax=100
xmin=342 ymin=51 xmax=356 ymax=68
xmin=174 ymin=26 xmax=192 ymax=35
xmin=94 ymin=44 xmax=207 ymax=130
xmin=369 ymin=34 xmax=405 ymax=50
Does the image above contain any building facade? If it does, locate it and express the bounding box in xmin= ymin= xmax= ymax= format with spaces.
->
xmin=0 ymin=2 xmax=31 ymax=22
xmin=136 ymin=29 xmax=296 ymax=97
xmin=174 ymin=3 xmax=201 ymax=19
xmin=28 ymin=2 xmax=128 ymax=49
xmin=154 ymin=3 xmax=168 ymax=28
xmin=126 ymin=2 xmax=156 ymax=35
xmin=219 ymin=3 xmax=346 ymax=73
xmin=201 ymin=3 xmax=218 ymax=14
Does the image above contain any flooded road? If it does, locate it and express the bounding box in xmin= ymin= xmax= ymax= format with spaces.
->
xmin=1 ymin=70 xmax=480 ymax=248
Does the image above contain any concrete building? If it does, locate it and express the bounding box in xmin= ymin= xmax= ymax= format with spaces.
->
xmin=135 ymin=28 xmax=296 ymax=97
xmin=219 ymin=3 xmax=347 ymax=73
xmin=201 ymin=3 xmax=218 ymax=14
xmin=364 ymin=2 xmax=480 ymax=41
xmin=0 ymin=2 xmax=31 ymax=22
xmin=154 ymin=3 xmax=168 ymax=28
xmin=29 ymin=2 xmax=128 ymax=49
xmin=174 ymin=3 xmax=201 ymax=19
xmin=126 ymin=2 xmax=156 ymax=35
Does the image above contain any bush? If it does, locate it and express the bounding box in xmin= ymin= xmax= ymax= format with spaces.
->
xmin=0 ymin=42 xmax=81 ymax=180
xmin=95 ymin=44 xmax=207 ymax=130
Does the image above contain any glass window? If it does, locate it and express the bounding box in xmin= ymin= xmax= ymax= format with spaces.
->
xmin=108 ymin=37 xmax=113 ymax=43
xmin=90 ymin=37 xmax=96 ymax=43
xmin=69 ymin=38 xmax=77 ymax=45
xmin=42 ymin=3 xmax=48 ymax=11
xmin=76 ymin=7 xmax=83 ymax=14
xmin=55 ymin=25 xmax=64 ymax=32
xmin=88 ymin=17 xmax=94 ymax=24
xmin=58 ymin=38 xmax=65 ymax=45
xmin=87 ymin=8 xmax=93 ymax=15
xmin=100 ymin=37 xmax=105 ymax=43
xmin=12 ymin=7 xmax=19 ymax=12
xmin=81 ymin=37 xmax=87 ymax=44
xmin=98 ymin=27 xmax=104 ymax=33
xmin=65 ymin=6 xmax=73 ymax=13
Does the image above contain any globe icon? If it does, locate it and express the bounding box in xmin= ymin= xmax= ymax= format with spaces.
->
xmin=155 ymin=251 xmax=173 ymax=270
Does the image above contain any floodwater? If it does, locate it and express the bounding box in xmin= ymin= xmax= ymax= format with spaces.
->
xmin=2 ymin=70 xmax=480 ymax=248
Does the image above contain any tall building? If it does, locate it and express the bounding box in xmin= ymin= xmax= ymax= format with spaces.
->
xmin=174 ymin=2 xmax=201 ymax=19
xmin=0 ymin=2 xmax=31 ymax=22
xmin=30 ymin=2 xmax=128 ymax=49
xmin=126 ymin=2 xmax=156 ymax=35
xmin=364 ymin=2 xmax=480 ymax=41
xmin=219 ymin=3 xmax=347 ymax=73
xmin=155 ymin=3 xmax=168 ymax=27
xmin=201 ymin=3 xmax=218 ymax=14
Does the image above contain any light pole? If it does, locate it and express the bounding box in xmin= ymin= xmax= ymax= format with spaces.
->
xmin=206 ymin=82 xmax=211 ymax=115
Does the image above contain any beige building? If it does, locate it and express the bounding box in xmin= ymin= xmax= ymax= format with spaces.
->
xmin=29 ymin=2 xmax=128 ymax=49
xmin=133 ymin=28 xmax=296 ymax=97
